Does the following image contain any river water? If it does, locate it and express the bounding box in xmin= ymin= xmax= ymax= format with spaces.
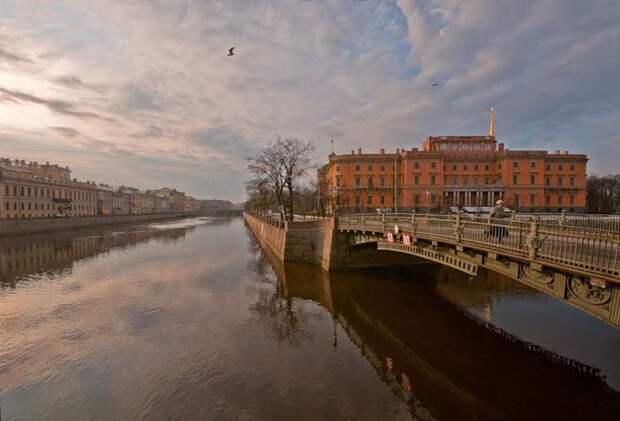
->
xmin=0 ymin=217 xmax=619 ymax=420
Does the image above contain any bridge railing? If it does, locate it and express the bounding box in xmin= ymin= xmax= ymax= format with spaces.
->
xmin=337 ymin=213 xmax=620 ymax=280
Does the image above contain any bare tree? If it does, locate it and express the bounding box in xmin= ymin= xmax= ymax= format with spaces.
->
xmin=587 ymin=175 xmax=620 ymax=213
xmin=247 ymin=137 xmax=315 ymax=221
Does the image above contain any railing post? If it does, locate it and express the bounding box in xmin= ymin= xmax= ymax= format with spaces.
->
xmin=559 ymin=210 xmax=567 ymax=232
xmin=411 ymin=213 xmax=416 ymax=236
xmin=526 ymin=216 xmax=543 ymax=259
xmin=382 ymin=212 xmax=386 ymax=232
xmin=362 ymin=214 xmax=365 ymax=230
xmin=454 ymin=210 xmax=464 ymax=243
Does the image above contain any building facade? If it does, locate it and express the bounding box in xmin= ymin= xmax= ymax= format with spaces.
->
xmin=1 ymin=159 xmax=98 ymax=219
xmin=319 ymin=112 xmax=587 ymax=213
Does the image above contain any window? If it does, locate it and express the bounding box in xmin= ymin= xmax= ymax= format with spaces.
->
xmin=545 ymin=176 xmax=551 ymax=186
xmin=452 ymin=165 xmax=457 ymax=171
xmin=513 ymin=161 xmax=518 ymax=168
xmin=557 ymin=176 xmax=563 ymax=187
xmin=473 ymin=175 xmax=479 ymax=185
xmin=13 ymin=186 xmax=17 ymax=195
xmin=21 ymin=186 xmax=24 ymax=196
xmin=530 ymin=194 xmax=536 ymax=205
xmin=451 ymin=175 xmax=457 ymax=185
xmin=414 ymin=162 xmax=420 ymax=169
xmin=474 ymin=164 xmax=479 ymax=170
xmin=380 ymin=164 xmax=385 ymax=171
xmin=463 ymin=176 xmax=469 ymax=185
xmin=28 ymin=203 xmax=31 ymax=210
xmin=570 ymin=195 xmax=575 ymax=205
xmin=355 ymin=164 xmax=360 ymax=171
xmin=530 ymin=175 xmax=536 ymax=185
xmin=484 ymin=176 xmax=490 ymax=185
xmin=513 ymin=174 xmax=518 ymax=184
xmin=28 ymin=187 xmax=31 ymax=197
xmin=367 ymin=176 xmax=373 ymax=187
xmin=355 ymin=176 xmax=360 ymax=187
xmin=380 ymin=195 xmax=385 ymax=205
xmin=485 ymin=164 xmax=489 ymax=171
xmin=336 ymin=176 xmax=341 ymax=187
xmin=463 ymin=164 xmax=468 ymax=171
xmin=336 ymin=165 xmax=340 ymax=172
xmin=414 ymin=194 xmax=420 ymax=204
xmin=5 ymin=185 xmax=9 ymax=195
xmin=414 ymin=175 xmax=419 ymax=185
xmin=430 ymin=175 xmax=436 ymax=185
xmin=431 ymin=162 xmax=436 ymax=169
xmin=498 ymin=164 xmax=502 ymax=170
xmin=570 ymin=177 xmax=575 ymax=187
xmin=367 ymin=195 xmax=372 ymax=205
xmin=380 ymin=176 xmax=385 ymax=187
xmin=355 ymin=195 xmax=360 ymax=206
xmin=531 ymin=161 xmax=536 ymax=169
xmin=558 ymin=195 xmax=563 ymax=205
xmin=5 ymin=202 xmax=9 ymax=210
xmin=514 ymin=194 xmax=520 ymax=207
xmin=546 ymin=164 xmax=551 ymax=171
xmin=570 ymin=164 xmax=575 ymax=171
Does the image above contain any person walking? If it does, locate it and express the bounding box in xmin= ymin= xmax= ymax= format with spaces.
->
xmin=489 ymin=199 xmax=509 ymax=242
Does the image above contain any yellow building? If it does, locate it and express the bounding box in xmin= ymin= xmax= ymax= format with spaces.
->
xmin=0 ymin=158 xmax=97 ymax=219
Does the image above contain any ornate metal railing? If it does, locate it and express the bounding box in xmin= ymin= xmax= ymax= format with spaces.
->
xmin=336 ymin=213 xmax=620 ymax=282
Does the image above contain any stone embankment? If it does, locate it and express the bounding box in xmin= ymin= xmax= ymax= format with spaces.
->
xmin=0 ymin=213 xmax=194 ymax=237
xmin=244 ymin=213 xmax=422 ymax=271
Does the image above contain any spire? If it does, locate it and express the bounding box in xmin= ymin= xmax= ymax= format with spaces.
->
xmin=489 ymin=107 xmax=495 ymax=137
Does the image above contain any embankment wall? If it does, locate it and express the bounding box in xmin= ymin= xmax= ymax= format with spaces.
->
xmin=0 ymin=213 xmax=192 ymax=237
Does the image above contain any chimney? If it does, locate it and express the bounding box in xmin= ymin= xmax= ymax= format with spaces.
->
xmin=357 ymin=148 xmax=362 ymax=155
xmin=412 ymin=147 xmax=418 ymax=151
xmin=46 ymin=161 xmax=49 ymax=165
xmin=564 ymin=151 xmax=568 ymax=154
xmin=498 ymin=143 xmax=505 ymax=152
xmin=380 ymin=148 xmax=385 ymax=154
xmin=396 ymin=148 xmax=400 ymax=154
xmin=489 ymin=107 xmax=495 ymax=137
xmin=555 ymin=150 xmax=561 ymax=155
xmin=351 ymin=150 xmax=355 ymax=155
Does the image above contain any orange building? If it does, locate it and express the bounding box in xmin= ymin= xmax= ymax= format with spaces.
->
xmin=318 ymin=110 xmax=587 ymax=213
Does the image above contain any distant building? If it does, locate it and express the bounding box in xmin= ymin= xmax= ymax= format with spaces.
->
xmin=152 ymin=188 xmax=186 ymax=213
xmin=112 ymin=191 xmax=130 ymax=215
xmin=198 ymin=199 xmax=232 ymax=214
xmin=96 ymin=184 xmax=115 ymax=216
xmin=0 ymin=158 xmax=97 ymax=219
xmin=318 ymin=110 xmax=588 ymax=213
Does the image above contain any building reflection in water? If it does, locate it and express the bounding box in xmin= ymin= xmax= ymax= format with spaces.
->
xmin=246 ymin=231 xmax=620 ymax=420
xmin=0 ymin=224 xmax=194 ymax=288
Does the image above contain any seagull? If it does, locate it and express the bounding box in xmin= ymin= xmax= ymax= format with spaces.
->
xmin=432 ymin=82 xmax=439 ymax=87
xmin=228 ymin=47 xmax=235 ymax=56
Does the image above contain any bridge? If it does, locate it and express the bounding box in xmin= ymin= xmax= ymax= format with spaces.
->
xmin=336 ymin=213 xmax=620 ymax=329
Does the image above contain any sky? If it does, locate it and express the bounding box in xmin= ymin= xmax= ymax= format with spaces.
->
xmin=0 ymin=0 xmax=618 ymax=202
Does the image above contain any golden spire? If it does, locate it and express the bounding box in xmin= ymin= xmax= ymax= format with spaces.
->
xmin=489 ymin=107 xmax=495 ymax=137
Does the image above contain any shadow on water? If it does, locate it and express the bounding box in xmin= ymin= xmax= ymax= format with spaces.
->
xmin=246 ymin=227 xmax=620 ymax=420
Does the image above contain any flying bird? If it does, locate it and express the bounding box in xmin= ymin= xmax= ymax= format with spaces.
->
xmin=228 ymin=47 xmax=235 ymax=56
xmin=432 ymin=82 xmax=439 ymax=87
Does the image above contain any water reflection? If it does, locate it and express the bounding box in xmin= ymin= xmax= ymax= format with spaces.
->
xmin=0 ymin=218 xmax=618 ymax=420
xmin=251 ymin=234 xmax=620 ymax=420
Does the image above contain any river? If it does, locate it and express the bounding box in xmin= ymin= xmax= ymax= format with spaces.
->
xmin=0 ymin=217 xmax=619 ymax=420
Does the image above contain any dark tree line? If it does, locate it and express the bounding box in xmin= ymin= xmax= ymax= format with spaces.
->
xmin=246 ymin=137 xmax=316 ymax=221
xmin=586 ymin=175 xmax=620 ymax=213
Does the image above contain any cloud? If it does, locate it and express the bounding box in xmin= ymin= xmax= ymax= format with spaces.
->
xmin=49 ymin=126 xmax=79 ymax=137
xmin=0 ymin=87 xmax=117 ymax=123
xmin=0 ymin=0 xmax=618 ymax=202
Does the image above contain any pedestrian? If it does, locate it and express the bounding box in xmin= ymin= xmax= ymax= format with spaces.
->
xmin=489 ymin=199 xmax=509 ymax=242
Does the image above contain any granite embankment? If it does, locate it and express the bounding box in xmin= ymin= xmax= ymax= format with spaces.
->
xmin=244 ymin=213 xmax=424 ymax=271
xmin=0 ymin=213 xmax=194 ymax=237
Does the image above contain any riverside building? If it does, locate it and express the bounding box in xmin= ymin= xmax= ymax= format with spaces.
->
xmin=319 ymin=110 xmax=587 ymax=213
xmin=0 ymin=159 xmax=97 ymax=219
